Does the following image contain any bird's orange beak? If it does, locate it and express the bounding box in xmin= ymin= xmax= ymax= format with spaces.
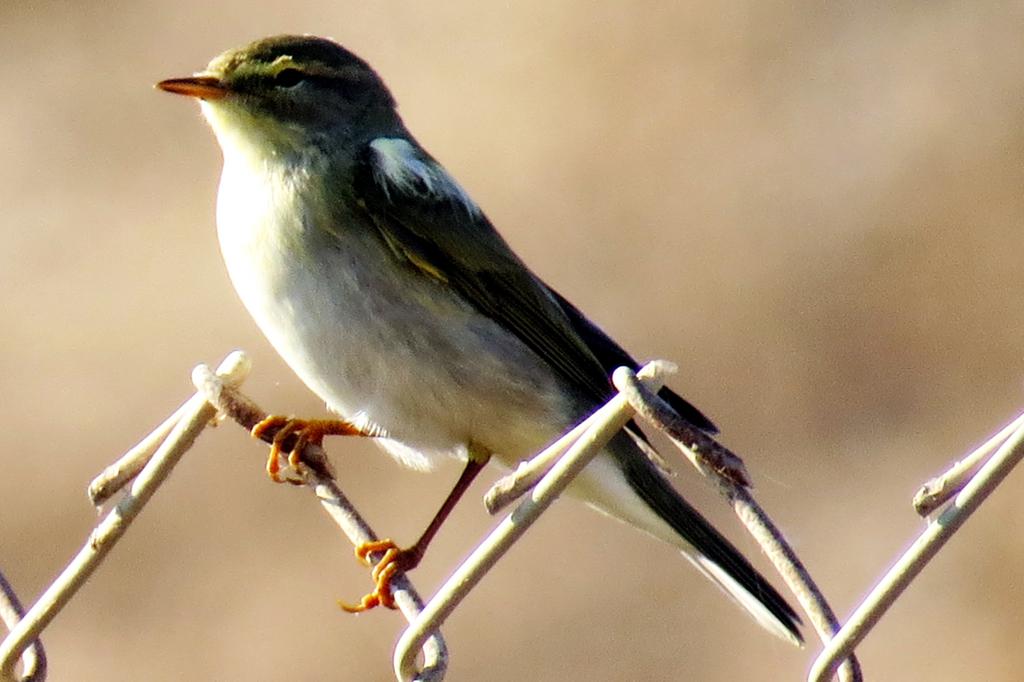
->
xmin=156 ymin=76 xmax=228 ymax=100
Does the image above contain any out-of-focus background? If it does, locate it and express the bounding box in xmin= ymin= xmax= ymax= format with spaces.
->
xmin=2 ymin=3 xmax=1022 ymax=680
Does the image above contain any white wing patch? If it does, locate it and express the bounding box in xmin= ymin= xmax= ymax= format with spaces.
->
xmin=368 ymin=137 xmax=480 ymax=217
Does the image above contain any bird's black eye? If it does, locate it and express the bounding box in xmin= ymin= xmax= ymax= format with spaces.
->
xmin=273 ymin=68 xmax=306 ymax=88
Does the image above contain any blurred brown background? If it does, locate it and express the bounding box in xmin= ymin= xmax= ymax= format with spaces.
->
xmin=2 ymin=2 xmax=1023 ymax=680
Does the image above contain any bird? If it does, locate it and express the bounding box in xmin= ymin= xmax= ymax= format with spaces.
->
xmin=157 ymin=34 xmax=802 ymax=645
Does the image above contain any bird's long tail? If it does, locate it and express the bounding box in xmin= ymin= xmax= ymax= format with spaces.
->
xmin=570 ymin=434 xmax=803 ymax=646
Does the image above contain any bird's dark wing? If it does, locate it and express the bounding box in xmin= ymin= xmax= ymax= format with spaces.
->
xmin=350 ymin=137 xmax=614 ymax=402
xmin=544 ymin=288 xmax=717 ymax=433
xmin=351 ymin=137 xmax=716 ymax=436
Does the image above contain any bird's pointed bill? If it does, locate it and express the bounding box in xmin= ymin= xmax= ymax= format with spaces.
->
xmin=157 ymin=76 xmax=229 ymax=100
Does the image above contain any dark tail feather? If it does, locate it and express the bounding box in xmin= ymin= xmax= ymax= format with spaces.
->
xmin=621 ymin=450 xmax=803 ymax=645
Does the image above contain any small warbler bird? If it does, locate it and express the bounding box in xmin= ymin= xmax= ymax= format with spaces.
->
xmin=158 ymin=35 xmax=801 ymax=644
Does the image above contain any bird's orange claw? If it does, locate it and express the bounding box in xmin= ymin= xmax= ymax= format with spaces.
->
xmin=251 ymin=416 xmax=362 ymax=483
xmin=339 ymin=539 xmax=419 ymax=613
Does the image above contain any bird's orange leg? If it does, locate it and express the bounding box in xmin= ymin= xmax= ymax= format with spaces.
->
xmin=251 ymin=416 xmax=368 ymax=483
xmin=340 ymin=458 xmax=487 ymax=612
